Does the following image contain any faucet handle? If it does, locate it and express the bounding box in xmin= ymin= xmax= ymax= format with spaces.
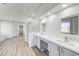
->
xmin=64 ymin=36 xmax=70 ymax=42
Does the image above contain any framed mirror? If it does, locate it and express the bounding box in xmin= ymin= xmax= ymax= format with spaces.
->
xmin=61 ymin=16 xmax=78 ymax=35
xmin=42 ymin=23 xmax=46 ymax=32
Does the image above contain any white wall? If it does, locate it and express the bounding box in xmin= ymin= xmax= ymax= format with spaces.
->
xmin=12 ymin=22 xmax=19 ymax=37
xmin=46 ymin=13 xmax=61 ymax=38
xmin=25 ymin=4 xmax=79 ymax=42
xmin=0 ymin=21 xmax=13 ymax=38
xmin=41 ymin=4 xmax=79 ymax=39
xmin=25 ymin=17 xmax=40 ymax=42
xmin=0 ymin=21 xmax=25 ymax=38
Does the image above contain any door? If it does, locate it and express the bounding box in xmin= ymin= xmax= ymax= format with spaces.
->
xmin=35 ymin=36 xmax=38 ymax=46
xmin=19 ymin=25 xmax=23 ymax=36
xmin=60 ymin=47 xmax=64 ymax=56
xmin=49 ymin=42 xmax=59 ymax=56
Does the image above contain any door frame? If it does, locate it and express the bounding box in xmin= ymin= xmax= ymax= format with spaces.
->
xmin=27 ymin=21 xmax=31 ymax=43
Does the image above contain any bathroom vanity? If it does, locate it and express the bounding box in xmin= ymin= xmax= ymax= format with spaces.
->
xmin=28 ymin=15 xmax=79 ymax=56
xmin=28 ymin=32 xmax=79 ymax=56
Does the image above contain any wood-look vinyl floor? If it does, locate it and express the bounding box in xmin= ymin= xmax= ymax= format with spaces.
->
xmin=0 ymin=36 xmax=47 ymax=56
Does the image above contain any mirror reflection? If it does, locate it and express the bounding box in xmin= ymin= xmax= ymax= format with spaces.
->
xmin=61 ymin=16 xmax=78 ymax=35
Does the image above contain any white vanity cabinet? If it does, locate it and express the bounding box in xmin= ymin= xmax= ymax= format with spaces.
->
xmin=31 ymin=33 xmax=79 ymax=56
xmin=34 ymin=35 xmax=37 ymax=46
xmin=60 ymin=47 xmax=79 ymax=56
xmin=59 ymin=47 xmax=64 ymax=56
xmin=49 ymin=42 xmax=60 ymax=56
xmin=40 ymin=38 xmax=49 ymax=51
xmin=28 ymin=34 xmax=35 ymax=47
xmin=35 ymin=36 xmax=40 ymax=49
xmin=37 ymin=37 xmax=40 ymax=49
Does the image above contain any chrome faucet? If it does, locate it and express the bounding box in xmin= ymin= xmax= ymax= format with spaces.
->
xmin=64 ymin=36 xmax=69 ymax=42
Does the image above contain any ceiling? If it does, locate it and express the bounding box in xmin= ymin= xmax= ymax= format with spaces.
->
xmin=0 ymin=3 xmax=59 ymax=22
xmin=23 ymin=3 xmax=59 ymax=18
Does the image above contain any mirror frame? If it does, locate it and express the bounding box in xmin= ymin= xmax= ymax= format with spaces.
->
xmin=61 ymin=14 xmax=79 ymax=35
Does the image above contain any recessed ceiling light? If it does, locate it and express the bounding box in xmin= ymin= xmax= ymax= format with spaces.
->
xmin=48 ymin=13 xmax=50 ymax=15
xmin=32 ymin=14 xmax=34 ymax=16
xmin=62 ymin=4 xmax=67 ymax=8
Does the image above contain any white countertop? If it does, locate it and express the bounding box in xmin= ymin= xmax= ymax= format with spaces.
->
xmin=33 ymin=32 xmax=79 ymax=54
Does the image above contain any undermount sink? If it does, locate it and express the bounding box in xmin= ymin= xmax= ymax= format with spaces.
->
xmin=57 ymin=40 xmax=79 ymax=47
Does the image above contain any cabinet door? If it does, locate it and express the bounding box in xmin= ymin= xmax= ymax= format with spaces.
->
xmin=37 ymin=37 xmax=40 ymax=49
xmin=28 ymin=34 xmax=34 ymax=47
xmin=49 ymin=42 xmax=59 ymax=56
xmin=34 ymin=36 xmax=40 ymax=48
xmin=60 ymin=47 xmax=64 ymax=56
xmin=34 ymin=36 xmax=38 ymax=46
xmin=63 ymin=48 xmax=79 ymax=56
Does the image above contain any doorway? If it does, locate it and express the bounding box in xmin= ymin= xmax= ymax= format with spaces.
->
xmin=19 ymin=25 xmax=23 ymax=36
